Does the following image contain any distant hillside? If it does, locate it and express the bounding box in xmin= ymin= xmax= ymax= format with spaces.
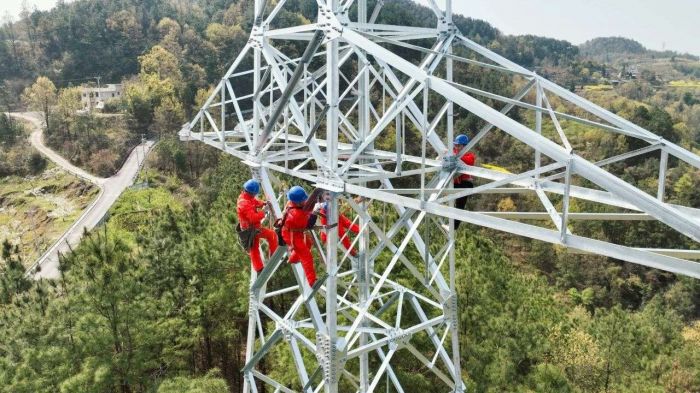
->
xmin=580 ymin=36 xmax=699 ymax=63
xmin=580 ymin=37 xmax=646 ymax=58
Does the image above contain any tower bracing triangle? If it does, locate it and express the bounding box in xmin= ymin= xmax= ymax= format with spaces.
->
xmin=182 ymin=0 xmax=700 ymax=391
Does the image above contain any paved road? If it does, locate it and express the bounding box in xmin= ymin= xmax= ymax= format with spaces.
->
xmin=9 ymin=112 xmax=154 ymax=279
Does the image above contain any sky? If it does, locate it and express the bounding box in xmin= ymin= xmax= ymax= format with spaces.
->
xmin=2 ymin=0 xmax=699 ymax=55
xmin=417 ymin=0 xmax=700 ymax=55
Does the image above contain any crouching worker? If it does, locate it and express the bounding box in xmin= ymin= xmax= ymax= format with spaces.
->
xmin=453 ymin=134 xmax=476 ymax=229
xmin=318 ymin=192 xmax=360 ymax=256
xmin=236 ymin=179 xmax=278 ymax=274
xmin=280 ymin=186 xmax=323 ymax=286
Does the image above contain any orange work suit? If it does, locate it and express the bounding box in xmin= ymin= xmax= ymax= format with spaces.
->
xmin=281 ymin=202 xmax=318 ymax=285
xmin=319 ymin=205 xmax=360 ymax=255
xmin=236 ymin=192 xmax=278 ymax=272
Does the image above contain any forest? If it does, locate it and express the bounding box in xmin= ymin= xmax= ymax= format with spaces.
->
xmin=1 ymin=0 xmax=700 ymax=392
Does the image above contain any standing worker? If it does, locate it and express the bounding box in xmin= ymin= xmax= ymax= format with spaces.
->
xmin=280 ymin=186 xmax=323 ymax=286
xmin=453 ymin=134 xmax=476 ymax=228
xmin=236 ymin=179 xmax=278 ymax=274
xmin=318 ymin=192 xmax=360 ymax=256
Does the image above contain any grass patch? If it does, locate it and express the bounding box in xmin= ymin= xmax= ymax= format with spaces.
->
xmin=583 ymin=84 xmax=614 ymax=91
xmin=0 ymin=166 xmax=98 ymax=267
xmin=669 ymin=80 xmax=700 ymax=88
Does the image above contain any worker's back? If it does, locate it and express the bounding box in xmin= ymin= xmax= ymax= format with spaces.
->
xmin=237 ymin=192 xmax=265 ymax=229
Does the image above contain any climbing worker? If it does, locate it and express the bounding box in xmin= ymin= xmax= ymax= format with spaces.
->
xmin=453 ymin=134 xmax=476 ymax=228
xmin=280 ymin=186 xmax=323 ymax=286
xmin=318 ymin=192 xmax=360 ymax=256
xmin=236 ymin=179 xmax=278 ymax=274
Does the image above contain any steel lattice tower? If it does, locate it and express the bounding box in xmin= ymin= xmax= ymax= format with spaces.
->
xmin=181 ymin=1 xmax=700 ymax=391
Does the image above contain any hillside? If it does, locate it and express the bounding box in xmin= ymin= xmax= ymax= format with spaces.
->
xmin=0 ymin=115 xmax=98 ymax=265
xmin=1 ymin=1 xmax=699 ymax=392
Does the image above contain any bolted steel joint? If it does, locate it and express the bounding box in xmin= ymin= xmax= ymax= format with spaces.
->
xmin=442 ymin=294 xmax=459 ymax=326
xmin=248 ymin=292 xmax=259 ymax=318
xmin=315 ymin=333 xmax=346 ymax=385
xmin=442 ymin=155 xmax=459 ymax=172
xmin=388 ymin=328 xmax=412 ymax=350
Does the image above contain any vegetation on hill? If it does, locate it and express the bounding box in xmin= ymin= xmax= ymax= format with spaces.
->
xmin=0 ymin=114 xmax=98 ymax=264
xmin=580 ymin=36 xmax=699 ymax=63
xmin=580 ymin=37 xmax=647 ymax=57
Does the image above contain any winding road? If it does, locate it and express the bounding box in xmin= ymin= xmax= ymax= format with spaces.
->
xmin=9 ymin=112 xmax=154 ymax=279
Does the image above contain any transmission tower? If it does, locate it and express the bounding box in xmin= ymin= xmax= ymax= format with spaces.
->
xmin=181 ymin=1 xmax=700 ymax=392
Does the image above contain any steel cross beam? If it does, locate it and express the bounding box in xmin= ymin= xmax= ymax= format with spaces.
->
xmin=182 ymin=1 xmax=700 ymax=392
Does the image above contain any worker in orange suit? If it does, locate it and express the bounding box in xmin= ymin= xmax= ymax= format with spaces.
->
xmin=236 ymin=179 xmax=278 ymax=273
xmin=453 ymin=134 xmax=476 ymax=228
xmin=280 ymin=186 xmax=322 ymax=286
xmin=318 ymin=192 xmax=360 ymax=256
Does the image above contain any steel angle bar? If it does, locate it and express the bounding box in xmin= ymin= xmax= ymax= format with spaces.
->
xmin=257 ymin=303 xmax=318 ymax=350
xmin=446 ymin=79 xmax=638 ymax=139
xmin=450 ymin=79 xmax=537 ymax=160
xmin=259 ymin=48 xmax=329 ymax=168
xmin=257 ymin=30 xmax=325 ymax=150
xmin=334 ymin=291 xmax=395 ymax=330
xmin=378 ymin=172 xmax=455 ymax=294
xmin=252 ymin=371 xmax=297 ymax=393
xmin=567 ymin=248 xmax=700 ymax=261
xmin=545 ymin=143 xmax=662 ymax=182
xmin=368 ymin=336 xmax=406 ymax=393
xmin=190 ymin=44 xmax=253 ymax=131
xmin=242 ymin=329 xmax=284 ymax=372
xmin=437 ymin=162 xmax=565 ymax=203
xmin=425 ymin=0 xmax=443 ymax=18
xmin=265 ymin=23 xmax=320 ymax=38
xmin=429 ymin=327 xmax=451 ymax=366
xmin=203 ymin=111 xmax=221 ymax=135
xmin=374 ymin=187 xmax=531 ymax=195
xmin=264 ymin=285 xmax=302 ymax=299
xmin=347 ymin=22 xmax=439 ymax=34
xmin=540 ymin=87 xmax=573 ymax=152
xmin=340 ymin=183 xmax=700 ymax=279
xmin=252 ymin=67 xmax=272 ymax=101
xmin=658 ymin=150 xmax=669 ymax=201
xmin=225 ymin=81 xmax=255 ymax=149
xmin=289 ymin=338 xmax=313 ymax=393
xmin=538 ymin=77 xmax=656 ymax=140
xmin=477 ymin=212 xmax=654 ymax=221
xmin=403 ymin=343 xmax=455 ymax=387
xmin=455 ymin=33 xmax=533 ymax=75
xmin=369 ymin=0 xmax=384 ymax=23
xmin=407 ymin=296 xmax=458 ymax=379
xmin=346 ymin=166 xmax=442 ymax=184
xmin=535 ymin=186 xmax=570 ymax=234
xmin=251 ymin=246 xmax=288 ymax=294
xmin=347 ymin=315 xmax=444 ymax=359
xmin=375 ymin=275 xmax=444 ymax=310
xmin=367 ymin=347 xmax=398 ymax=393
xmin=359 ymin=31 xmax=532 ymax=77
xmin=637 ymin=249 xmax=700 ymax=260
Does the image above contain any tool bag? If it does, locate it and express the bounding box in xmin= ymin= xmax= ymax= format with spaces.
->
xmin=236 ymin=223 xmax=259 ymax=251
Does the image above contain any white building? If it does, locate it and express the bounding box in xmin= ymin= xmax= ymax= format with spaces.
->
xmin=80 ymin=84 xmax=124 ymax=111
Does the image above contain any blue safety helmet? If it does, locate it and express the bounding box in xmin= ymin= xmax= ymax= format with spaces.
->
xmin=287 ymin=186 xmax=309 ymax=204
xmin=244 ymin=179 xmax=261 ymax=195
xmin=454 ymin=134 xmax=470 ymax=145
